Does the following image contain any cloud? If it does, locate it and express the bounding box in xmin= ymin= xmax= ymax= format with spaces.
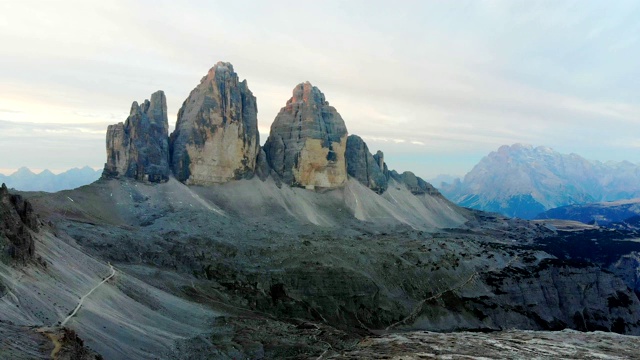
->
xmin=0 ymin=120 xmax=108 ymax=135
xmin=0 ymin=108 xmax=22 ymax=114
xmin=0 ymin=120 xmax=106 ymax=171
xmin=1 ymin=1 xmax=640 ymax=178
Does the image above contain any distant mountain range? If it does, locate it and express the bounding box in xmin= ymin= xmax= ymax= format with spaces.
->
xmin=438 ymin=144 xmax=640 ymax=219
xmin=536 ymin=198 xmax=640 ymax=227
xmin=0 ymin=166 xmax=101 ymax=192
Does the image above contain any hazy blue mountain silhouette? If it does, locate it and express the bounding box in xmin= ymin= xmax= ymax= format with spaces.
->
xmin=0 ymin=166 xmax=101 ymax=192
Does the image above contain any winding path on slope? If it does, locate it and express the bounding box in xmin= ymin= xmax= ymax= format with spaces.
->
xmin=60 ymin=262 xmax=116 ymax=327
xmin=36 ymin=262 xmax=116 ymax=359
xmin=384 ymin=255 xmax=519 ymax=332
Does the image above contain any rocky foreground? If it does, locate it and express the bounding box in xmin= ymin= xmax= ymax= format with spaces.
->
xmin=333 ymin=329 xmax=640 ymax=360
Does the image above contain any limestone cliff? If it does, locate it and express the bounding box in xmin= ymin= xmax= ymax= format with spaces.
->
xmin=103 ymin=91 xmax=170 ymax=182
xmin=264 ymin=82 xmax=348 ymax=189
xmin=0 ymin=183 xmax=37 ymax=263
xmin=170 ymin=62 xmax=259 ymax=185
xmin=345 ymin=135 xmax=387 ymax=194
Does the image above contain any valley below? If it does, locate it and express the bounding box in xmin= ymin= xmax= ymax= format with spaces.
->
xmin=2 ymin=177 xmax=640 ymax=359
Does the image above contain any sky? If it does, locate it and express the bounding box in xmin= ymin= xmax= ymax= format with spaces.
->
xmin=1 ymin=0 xmax=640 ymax=179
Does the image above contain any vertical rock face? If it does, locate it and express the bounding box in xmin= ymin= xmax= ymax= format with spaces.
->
xmin=170 ymin=62 xmax=259 ymax=185
xmin=345 ymin=135 xmax=388 ymax=194
xmin=0 ymin=183 xmax=37 ymax=263
xmin=264 ymin=82 xmax=348 ymax=189
xmin=103 ymin=91 xmax=170 ymax=182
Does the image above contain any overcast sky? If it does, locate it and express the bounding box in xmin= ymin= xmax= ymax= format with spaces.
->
xmin=1 ymin=0 xmax=639 ymax=179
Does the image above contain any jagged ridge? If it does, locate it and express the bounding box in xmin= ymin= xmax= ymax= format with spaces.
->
xmin=102 ymin=62 xmax=441 ymax=201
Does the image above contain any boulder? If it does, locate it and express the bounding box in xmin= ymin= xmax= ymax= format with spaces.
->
xmin=103 ymin=91 xmax=170 ymax=182
xmin=264 ymin=82 xmax=348 ymax=189
xmin=170 ymin=62 xmax=259 ymax=185
xmin=345 ymin=135 xmax=387 ymax=194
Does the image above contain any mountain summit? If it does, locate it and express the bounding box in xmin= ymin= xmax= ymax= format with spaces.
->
xmin=441 ymin=144 xmax=640 ymax=219
xmin=170 ymin=62 xmax=259 ymax=185
xmin=264 ymin=82 xmax=348 ymax=189
xmin=103 ymin=90 xmax=170 ymax=182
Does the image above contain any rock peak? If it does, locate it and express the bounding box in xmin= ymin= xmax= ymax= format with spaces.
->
xmin=14 ymin=167 xmax=34 ymax=176
xmin=103 ymin=90 xmax=170 ymax=182
xmin=170 ymin=62 xmax=259 ymax=185
xmin=508 ymin=143 xmax=533 ymax=151
xmin=214 ymin=61 xmax=234 ymax=70
xmin=289 ymin=82 xmax=327 ymax=106
xmin=201 ymin=61 xmax=236 ymax=84
xmin=264 ymin=83 xmax=348 ymax=189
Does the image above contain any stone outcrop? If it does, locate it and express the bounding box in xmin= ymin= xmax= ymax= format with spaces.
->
xmin=170 ymin=62 xmax=259 ymax=185
xmin=343 ymin=134 xmax=440 ymax=198
xmin=0 ymin=183 xmax=37 ymax=263
xmin=465 ymin=259 xmax=640 ymax=334
xmin=373 ymin=150 xmax=387 ymax=175
xmin=254 ymin=148 xmax=270 ymax=182
xmin=389 ymin=170 xmax=440 ymax=196
xmin=264 ymin=82 xmax=348 ymax=189
xmin=345 ymin=135 xmax=387 ymax=193
xmin=103 ymin=91 xmax=170 ymax=182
